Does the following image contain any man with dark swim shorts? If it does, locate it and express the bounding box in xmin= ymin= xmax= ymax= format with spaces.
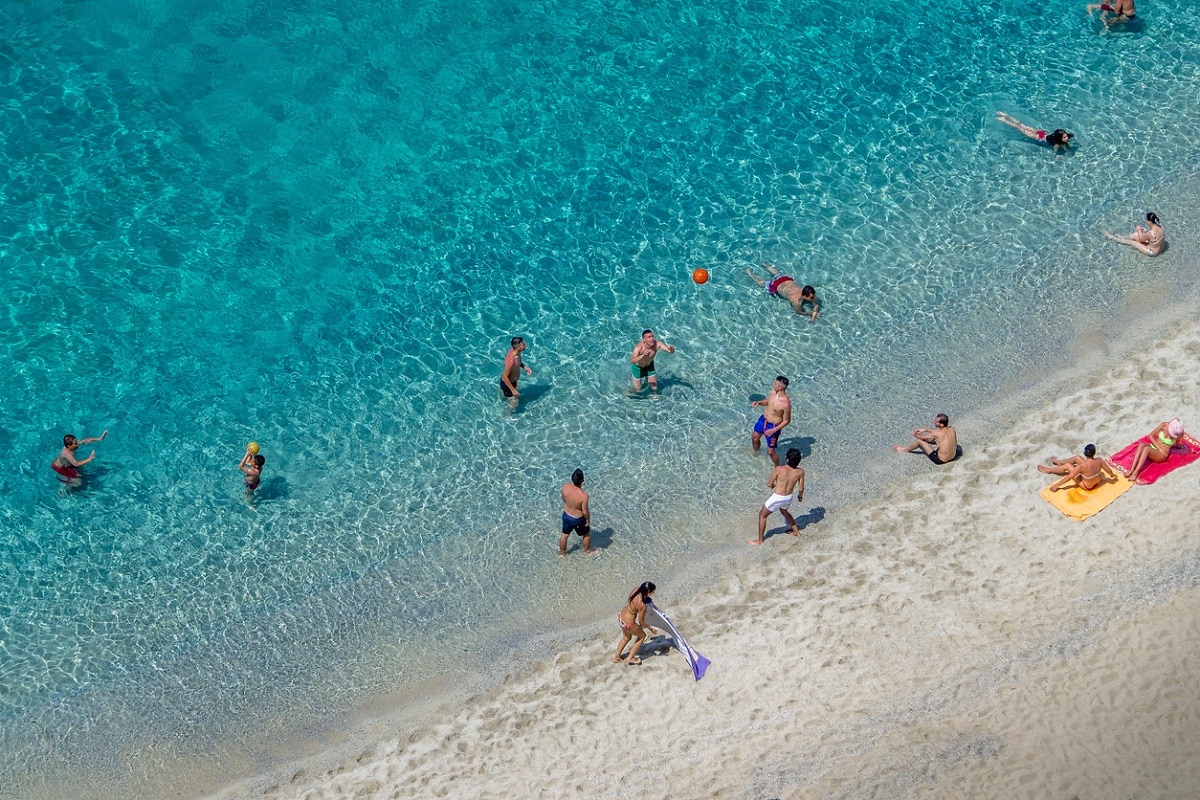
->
xmin=239 ymin=447 xmax=266 ymax=504
xmin=751 ymin=376 xmax=792 ymax=466
xmin=893 ymin=413 xmax=960 ymax=465
xmin=501 ymin=336 xmax=533 ymax=407
xmin=629 ymin=329 xmax=676 ymax=392
xmin=51 ymin=430 xmax=107 ymax=488
xmin=560 ymin=468 xmax=598 ymax=556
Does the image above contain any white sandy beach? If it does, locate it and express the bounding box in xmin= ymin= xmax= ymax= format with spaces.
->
xmin=213 ymin=302 xmax=1200 ymax=800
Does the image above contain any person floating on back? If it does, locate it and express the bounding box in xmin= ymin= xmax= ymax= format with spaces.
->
xmin=749 ymin=447 xmax=805 ymax=545
xmin=894 ymin=413 xmax=960 ymax=465
xmin=51 ymin=430 xmax=107 ymax=489
xmin=560 ymin=468 xmax=598 ymax=556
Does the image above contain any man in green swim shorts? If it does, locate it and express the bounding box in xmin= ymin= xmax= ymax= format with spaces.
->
xmin=629 ymin=329 xmax=676 ymax=392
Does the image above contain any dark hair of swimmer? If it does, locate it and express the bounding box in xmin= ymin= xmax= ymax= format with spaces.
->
xmin=63 ymin=434 xmax=77 ymax=447
xmin=775 ymin=375 xmax=789 ymax=388
xmin=571 ymin=468 xmax=584 ymax=486
xmin=801 ymin=285 xmax=816 ymax=298
xmin=1083 ymin=444 xmax=1097 ymax=458
xmin=785 ymin=448 xmax=802 ymax=468
xmin=253 ymin=454 xmax=266 ymax=467
xmin=935 ymin=413 xmax=950 ymax=427
xmin=628 ymin=581 xmax=656 ymax=603
xmin=642 ymin=329 xmax=653 ymax=337
xmin=510 ymin=336 xmax=524 ymax=348
xmin=1046 ymin=129 xmax=1073 ymax=146
xmin=1146 ymin=212 xmax=1160 ymax=225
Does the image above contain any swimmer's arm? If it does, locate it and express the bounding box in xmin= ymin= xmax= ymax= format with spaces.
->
xmin=580 ymin=495 xmax=590 ymax=524
xmin=66 ymin=450 xmax=95 ymax=467
xmin=795 ymin=472 xmax=804 ymax=501
xmin=79 ymin=430 xmax=108 ymax=445
xmin=630 ymin=344 xmax=644 ymax=363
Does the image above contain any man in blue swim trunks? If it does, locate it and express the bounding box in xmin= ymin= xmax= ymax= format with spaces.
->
xmin=751 ymin=376 xmax=792 ymax=466
xmin=629 ymin=329 xmax=676 ymax=392
xmin=559 ymin=468 xmax=598 ymax=556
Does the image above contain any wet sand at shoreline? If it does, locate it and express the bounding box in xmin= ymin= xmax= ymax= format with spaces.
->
xmin=211 ymin=290 xmax=1200 ymax=800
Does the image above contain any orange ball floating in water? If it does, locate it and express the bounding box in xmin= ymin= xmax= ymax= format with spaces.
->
xmin=692 ymin=268 xmax=710 ymax=285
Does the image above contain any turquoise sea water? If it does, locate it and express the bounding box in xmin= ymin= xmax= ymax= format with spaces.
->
xmin=3 ymin=0 xmax=1200 ymax=795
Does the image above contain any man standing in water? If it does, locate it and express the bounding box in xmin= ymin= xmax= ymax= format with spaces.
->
xmin=750 ymin=448 xmax=805 ymax=545
xmin=751 ymin=376 xmax=792 ymax=466
xmin=500 ymin=336 xmax=533 ymax=408
xmin=560 ymin=468 xmax=598 ymax=556
xmin=894 ymin=413 xmax=959 ymax=464
xmin=629 ymin=329 xmax=675 ymax=393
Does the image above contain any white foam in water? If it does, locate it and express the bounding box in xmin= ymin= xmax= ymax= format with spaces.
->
xmin=2 ymin=0 xmax=1200 ymax=795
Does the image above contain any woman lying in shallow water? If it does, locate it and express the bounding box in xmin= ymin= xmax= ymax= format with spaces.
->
xmin=995 ymin=112 xmax=1074 ymax=152
xmin=1105 ymin=212 xmax=1165 ymax=256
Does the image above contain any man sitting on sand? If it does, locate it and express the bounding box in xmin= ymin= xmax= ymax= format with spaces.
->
xmin=1038 ymin=443 xmax=1118 ymax=492
xmin=750 ymin=448 xmax=805 ymax=546
xmin=894 ymin=413 xmax=960 ymax=465
xmin=746 ymin=263 xmax=820 ymax=320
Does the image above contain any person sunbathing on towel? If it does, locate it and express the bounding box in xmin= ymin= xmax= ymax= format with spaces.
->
xmin=1037 ymin=443 xmax=1118 ymax=491
xmin=1124 ymin=418 xmax=1185 ymax=482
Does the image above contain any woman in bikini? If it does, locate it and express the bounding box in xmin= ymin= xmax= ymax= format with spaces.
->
xmin=1105 ymin=212 xmax=1165 ymax=256
xmin=1037 ymin=443 xmax=1117 ymax=492
xmin=995 ymin=112 xmax=1074 ymax=152
xmin=1125 ymin=418 xmax=1184 ymax=482
xmin=612 ymin=581 xmax=657 ymax=665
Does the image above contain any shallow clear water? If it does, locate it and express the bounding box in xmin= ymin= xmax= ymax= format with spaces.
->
xmin=2 ymin=0 xmax=1200 ymax=794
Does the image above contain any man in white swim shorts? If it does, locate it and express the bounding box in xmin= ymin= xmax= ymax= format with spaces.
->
xmin=750 ymin=448 xmax=805 ymax=545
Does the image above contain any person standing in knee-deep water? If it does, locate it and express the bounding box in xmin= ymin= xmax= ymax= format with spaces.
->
xmin=750 ymin=376 xmax=792 ymax=466
xmin=51 ymin=430 xmax=108 ymax=488
xmin=500 ymin=336 xmax=533 ymax=408
xmin=559 ymin=468 xmax=598 ymax=556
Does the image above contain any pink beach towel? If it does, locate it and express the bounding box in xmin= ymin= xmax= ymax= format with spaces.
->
xmin=1108 ymin=432 xmax=1200 ymax=485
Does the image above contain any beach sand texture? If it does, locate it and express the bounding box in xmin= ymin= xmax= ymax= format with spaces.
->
xmin=229 ymin=317 xmax=1200 ymax=800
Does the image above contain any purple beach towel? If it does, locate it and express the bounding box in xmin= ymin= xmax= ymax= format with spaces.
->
xmin=643 ymin=600 xmax=710 ymax=681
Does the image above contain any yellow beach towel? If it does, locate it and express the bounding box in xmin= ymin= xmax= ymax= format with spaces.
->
xmin=1040 ymin=475 xmax=1133 ymax=521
